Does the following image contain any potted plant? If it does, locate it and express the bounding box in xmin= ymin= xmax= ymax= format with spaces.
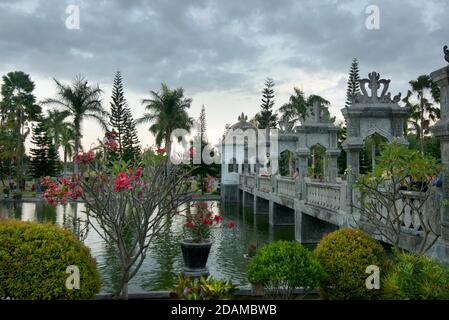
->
xmin=181 ymin=201 xmax=236 ymax=276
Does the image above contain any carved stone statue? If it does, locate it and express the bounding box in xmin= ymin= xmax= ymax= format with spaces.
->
xmin=444 ymin=45 xmax=449 ymax=64
xmin=354 ymin=71 xmax=399 ymax=104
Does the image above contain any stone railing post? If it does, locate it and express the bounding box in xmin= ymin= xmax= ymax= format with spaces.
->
xmin=296 ymin=148 xmax=310 ymax=200
xmin=342 ymin=140 xmax=363 ymax=212
xmin=325 ymin=148 xmax=341 ymax=183
xmin=430 ymin=63 xmax=449 ymax=242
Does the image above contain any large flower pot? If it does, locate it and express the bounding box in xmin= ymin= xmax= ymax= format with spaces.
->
xmin=180 ymin=239 xmax=212 ymax=277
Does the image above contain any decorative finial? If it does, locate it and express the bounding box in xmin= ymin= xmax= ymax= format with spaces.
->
xmin=444 ymin=45 xmax=449 ymax=64
xmin=238 ymin=112 xmax=247 ymax=122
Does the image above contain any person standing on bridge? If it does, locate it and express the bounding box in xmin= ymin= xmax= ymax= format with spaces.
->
xmin=293 ymin=168 xmax=300 ymax=180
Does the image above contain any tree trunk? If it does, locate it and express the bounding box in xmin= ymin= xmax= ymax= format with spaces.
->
xmin=371 ymin=143 xmax=376 ymax=170
xmin=74 ymin=121 xmax=81 ymax=174
xmin=63 ymin=148 xmax=68 ymax=177
xmin=419 ymin=94 xmax=424 ymax=155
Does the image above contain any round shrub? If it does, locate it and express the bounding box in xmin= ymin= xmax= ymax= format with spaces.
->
xmin=247 ymin=240 xmax=325 ymax=298
xmin=314 ymin=228 xmax=387 ymax=299
xmin=383 ymin=252 xmax=449 ymax=300
xmin=0 ymin=220 xmax=101 ymax=299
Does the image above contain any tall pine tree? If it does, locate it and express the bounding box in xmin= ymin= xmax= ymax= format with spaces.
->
xmin=109 ymin=71 xmax=127 ymax=157
xmin=345 ymin=58 xmax=361 ymax=108
xmin=256 ymin=78 xmax=278 ymax=129
xmin=122 ymin=109 xmax=141 ymax=163
xmin=192 ymin=105 xmax=219 ymax=194
xmin=109 ymin=71 xmax=141 ymax=162
xmin=29 ymin=119 xmax=59 ymax=178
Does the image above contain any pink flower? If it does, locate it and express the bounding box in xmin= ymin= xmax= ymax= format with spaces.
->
xmin=226 ymin=221 xmax=237 ymax=229
xmin=105 ymin=138 xmax=118 ymax=151
xmin=201 ymin=218 xmax=213 ymax=226
xmin=213 ymin=215 xmax=223 ymax=223
xmin=114 ymin=172 xmax=131 ymax=192
xmin=185 ymin=221 xmax=194 ymax=229
xmin=130 ymin=166 xmax=143 ymax=181
xmin=156 ymin=147 xmax=166 ymax=155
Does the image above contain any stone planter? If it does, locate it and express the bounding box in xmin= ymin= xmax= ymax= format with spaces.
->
xmin=180 ymin=239 xmax=212 ymax=277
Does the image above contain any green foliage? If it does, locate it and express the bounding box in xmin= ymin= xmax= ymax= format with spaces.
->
xmin=314 ymin=228 xmax=387 ymax=299
xmin=383 ymin=251 xmax=449 ymax=300
xmin=345 ymin=58 xmax=360 ymax=108
xmin=172 ymin=275 xmax=236 ymax=300
xmin=256 ymin=78 xmax=277 ymax=129
xmin=247 ymin=241 xmax=325 ymax=299
xmin=355 ymin=141 xmax=441 ymax=193
xmin=29 ymin=119 xmax=60 ymax=178
xmin=0 ymin=220 xmax=101 ymax=300
xmin=109 ymin=71 xmax=141 ymax=163
xmin=42 ymin=76 xmax=107 ymax=174
xmin=1 ymin=71 xmax=41 ymax=184
xmin=407 ymin=134 xmax=440 ymax=159
xmin=138 ymin=83 xmax=193 ymax=150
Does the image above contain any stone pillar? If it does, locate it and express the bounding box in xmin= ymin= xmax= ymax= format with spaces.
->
xmin=325 ymin=148 xmax=341 ymax=183
xmin=342 ymin=139 xmax=363 ymax=211
xmin=296 ymin=148 xmax=310 ymax=200
xmin=430 ymin=65 xmax=449 ymax=242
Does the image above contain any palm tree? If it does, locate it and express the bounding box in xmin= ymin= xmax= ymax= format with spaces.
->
xmin=402 ymin=75 xmax=440 ymax=155
xmin=59 ymin=125 xmax=75 ymax=176
xmin=278 ymin=88 xmax=330 ymax=175
xmin=0 ymin=71 xmax=41 ymax=186
xmin=137 ymin=83 xmax=193 ymax=162
xmin=44 ymin=109 xmax=71 ymax=155
xmin=42 ymin=76 xmax=108 ymax=173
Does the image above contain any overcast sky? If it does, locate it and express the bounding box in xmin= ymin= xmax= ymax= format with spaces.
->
xmin=0 ymin=0 xmax=448 ymax=150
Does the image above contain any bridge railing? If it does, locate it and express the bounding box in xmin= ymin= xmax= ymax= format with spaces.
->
xmin=356 ymin=188 xmax=443 ymax=236
xmin=246 ymin=175 xmax=256 ymax=188
xmin=259 ymin=176 xmax=272 ymax=193
xmin=305 ymin=180 xmax=347 ymax=212
xmin=276 ymin=177 xmax=297 ymax=198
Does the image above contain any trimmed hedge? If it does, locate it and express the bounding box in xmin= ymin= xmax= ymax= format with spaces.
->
xmin=383 ymin=252 xmax=449 ymax=300
xmin=0 ymin=220 xmax=101 ymax=299
xmin=247 ymin=240 xmax=325 ymax=298
xmin=314 ymin=228 xmax=387 ymax=299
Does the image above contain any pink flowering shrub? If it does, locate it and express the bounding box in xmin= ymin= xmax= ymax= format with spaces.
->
xmin=183 ymin=202 xmax=236 ymax=243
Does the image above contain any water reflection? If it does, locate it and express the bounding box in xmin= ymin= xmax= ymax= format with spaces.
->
xmin=0 ymin=200 xmax=294 ymax=293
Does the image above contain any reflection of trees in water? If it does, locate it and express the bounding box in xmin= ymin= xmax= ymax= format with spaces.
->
xmin=0 ymin=201 xmax=23 ymax=220
xmin=35 ymin=202 xmax=57 ymax=223
xmin=62 ymin=203 xmax=90 ymax=241
xmin=100 ymin=222 xmax=136 ymax=295
xmin=141 ymin=215 xmax=184 ymax=291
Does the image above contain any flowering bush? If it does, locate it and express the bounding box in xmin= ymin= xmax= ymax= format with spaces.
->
xmin=184 ymin=202 xmax=236 ymax=243
xmin=41 ymin=142 xmax=192 ymax=299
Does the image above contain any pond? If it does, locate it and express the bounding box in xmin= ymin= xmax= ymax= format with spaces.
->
xmin=0 ymin=200 xmax=294 ymax=294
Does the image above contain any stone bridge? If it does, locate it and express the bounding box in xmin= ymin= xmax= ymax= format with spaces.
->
xmin=237 ymin=172 xmax=446 ymax=261
xmin=221 ymin=57 xmax=449 ymax=262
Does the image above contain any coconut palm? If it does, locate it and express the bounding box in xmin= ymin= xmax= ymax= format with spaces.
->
xmin=59 ymin=125 xmax=75 ymax=176
xmin=402 ymin=75 xmax=440 ymax=155
xmin=42 ymin=76 xmax=108 ymax=173
xmin=137 ymin=83 xmax=193 ymax=162
xmin=44 ymin=109 xmax=71 ymax=155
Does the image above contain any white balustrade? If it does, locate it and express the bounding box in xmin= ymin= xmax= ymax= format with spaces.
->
xmin=258 ymin=176 xmax=272 ymax=193
xmin=305 ymin=181 xmax=344 ymax=211
xmin=277 ymin=178 xmax=296 ymax=198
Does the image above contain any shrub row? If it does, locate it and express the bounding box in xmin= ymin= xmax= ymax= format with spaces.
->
xmin=0 ymin=220 xmax=101 ymax=300
xmin=247 ymin=229 xmax=449 ymax=300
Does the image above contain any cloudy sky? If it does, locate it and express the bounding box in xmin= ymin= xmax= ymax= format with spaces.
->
xmin=0 ymin=0 xmax=447 ymax=150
